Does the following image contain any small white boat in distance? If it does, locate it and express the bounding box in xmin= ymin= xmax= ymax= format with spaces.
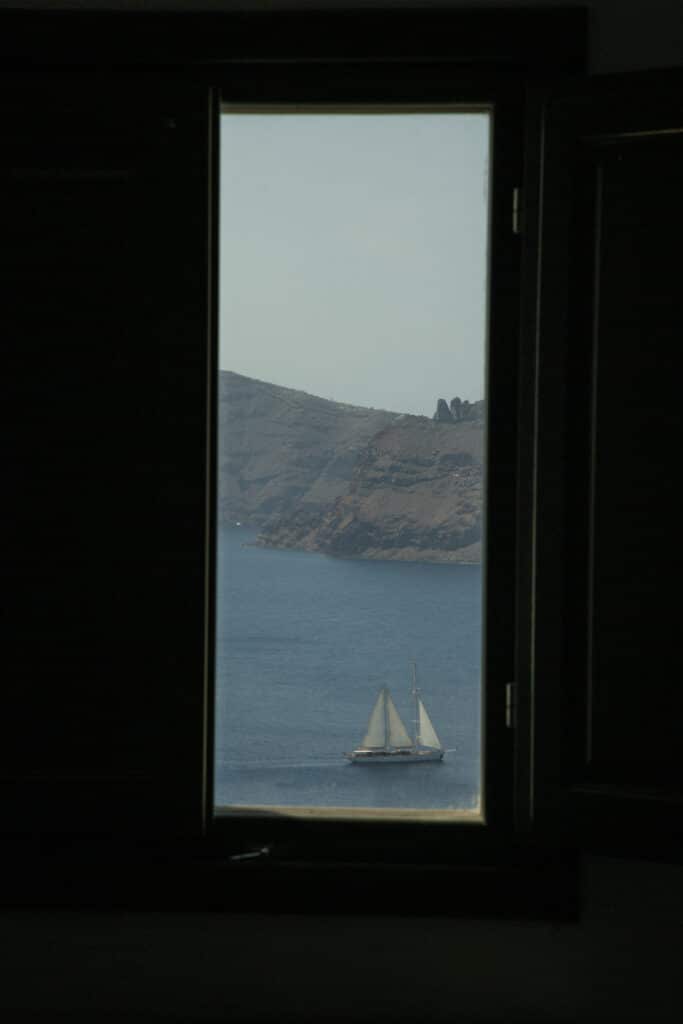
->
xmin=345 ymin=663 xmax=444 ymax=764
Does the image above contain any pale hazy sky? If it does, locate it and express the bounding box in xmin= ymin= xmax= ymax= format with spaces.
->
xmin=220 ymin=110 xmax=490 ymax=417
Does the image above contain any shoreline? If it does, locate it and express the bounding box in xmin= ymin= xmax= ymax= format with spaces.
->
xmin=247 ymin=537 xmax=481 ymax=567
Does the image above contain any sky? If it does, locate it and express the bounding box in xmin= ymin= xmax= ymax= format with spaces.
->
xmin=220 ymin=110 xmax=490 ymax=417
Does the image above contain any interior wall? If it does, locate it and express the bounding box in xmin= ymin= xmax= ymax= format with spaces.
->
xmin=0 ymin=0 xmax=682 ymax=74
xmin=1 ymin=857 xmax=682 ymax=1022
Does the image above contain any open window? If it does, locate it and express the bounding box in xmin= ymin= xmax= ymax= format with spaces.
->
xmin=208 ymin=32 xmax=683 ymax=866
xmin=204 ymin=12 xmax=586 ymax=871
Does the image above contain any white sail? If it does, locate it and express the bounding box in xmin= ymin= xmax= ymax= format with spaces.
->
xmin=417 ymin=697 xmax=442 ymax=750
xmin=385 ymin=692 xmax=412 ymax=748
xmin=361 ymin=690 xmax=387 ymax=748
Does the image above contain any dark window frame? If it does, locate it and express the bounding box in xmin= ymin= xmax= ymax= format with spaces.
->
xmin=209 ymin=68 xmax=521 ymax=846
xmin=194 ymin=10 xmax=586 ymax=909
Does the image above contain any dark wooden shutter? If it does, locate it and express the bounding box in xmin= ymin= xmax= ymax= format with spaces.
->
xmin=2 ymin=74 xmax=214 ymax=839
xmin=527 ymin=69 xmax=683 ymax=856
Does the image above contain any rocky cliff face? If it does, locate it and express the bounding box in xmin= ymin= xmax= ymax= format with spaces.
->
xmin=218 ymin=371 xmax=398 ymax=526
xmin=220 ymin=371 xmax=485 ymax=564
xmin=256 ymin=413 xmax=484 ymax=564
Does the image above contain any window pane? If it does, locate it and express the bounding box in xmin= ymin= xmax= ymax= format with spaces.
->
xmin=215 ymin=108 xmax=490 ymax=817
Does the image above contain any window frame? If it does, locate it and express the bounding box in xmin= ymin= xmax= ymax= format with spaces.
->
xmin=202 ymin=14 xmax=583 ymax=888
xmin=209 ymin=70 xmax=520 ymax=845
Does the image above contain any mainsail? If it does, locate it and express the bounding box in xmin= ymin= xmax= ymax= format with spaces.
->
xmin=417 ymin=697 xmax=442 ymax=750
xmin=361 ymin=688 xmax=412 ymax=749
xmin=361 ymin=691 xmax=386 ymax=748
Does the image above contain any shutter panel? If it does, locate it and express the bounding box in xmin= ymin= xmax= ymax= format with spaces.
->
xmin=2 ymin=74 xmax=213 ymax=838
xmin=528 ymin=70 xmax=683 ymax=856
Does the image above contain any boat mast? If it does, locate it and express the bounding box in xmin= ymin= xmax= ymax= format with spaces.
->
xmin=383 ymin=687 xmax=390 ymax=752
xmin=411 ymin=661 xmax=420 ymax=750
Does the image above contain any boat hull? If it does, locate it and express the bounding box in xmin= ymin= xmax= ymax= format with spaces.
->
xmin=345 ymin=748 xmax=444 ymax=764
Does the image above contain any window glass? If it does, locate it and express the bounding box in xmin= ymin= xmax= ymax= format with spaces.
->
xmin=216 ymin=108 xmax=490 ymax=817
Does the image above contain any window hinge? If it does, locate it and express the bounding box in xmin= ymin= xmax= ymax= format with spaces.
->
xmin=512 ymin=187 xmax=522 ymax=235
xmin=505 ymin=683 xmax=516 ymax=729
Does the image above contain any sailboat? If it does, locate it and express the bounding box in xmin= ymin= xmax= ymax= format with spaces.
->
xmin=345 ymin=663 xmax=444 ymax=764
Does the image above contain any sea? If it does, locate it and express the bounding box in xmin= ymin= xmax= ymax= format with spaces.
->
xmin=214 ymin=526 xmax=481 ymax=813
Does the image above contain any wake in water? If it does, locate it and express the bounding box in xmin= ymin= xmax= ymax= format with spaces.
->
xmin=218 ymin=750 xmax=458 ymax=770
xmin=218 ymin=757 xmax=344 ymax=770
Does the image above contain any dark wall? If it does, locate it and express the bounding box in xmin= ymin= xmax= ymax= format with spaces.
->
xmin=2 ymin=0 xmax=682 ymax=73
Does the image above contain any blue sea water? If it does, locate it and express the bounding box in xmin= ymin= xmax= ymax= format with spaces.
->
xmin=214 ymin=527 xmax=481 ymax=811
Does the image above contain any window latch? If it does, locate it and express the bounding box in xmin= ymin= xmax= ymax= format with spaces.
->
xmin=228 ymin=844 xmax=272 ymax=863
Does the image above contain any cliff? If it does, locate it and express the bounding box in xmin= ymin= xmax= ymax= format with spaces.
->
xmin=218 ymin=371 xmax=398 ymax=526
xmin=257 ymin=414 xmax=484 ymax=564
xmin=219 ymin=371 xmax=484 ymax=564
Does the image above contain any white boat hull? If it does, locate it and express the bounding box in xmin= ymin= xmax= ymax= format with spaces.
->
xmin=345 ymin=748 xmax=444 ymax=765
